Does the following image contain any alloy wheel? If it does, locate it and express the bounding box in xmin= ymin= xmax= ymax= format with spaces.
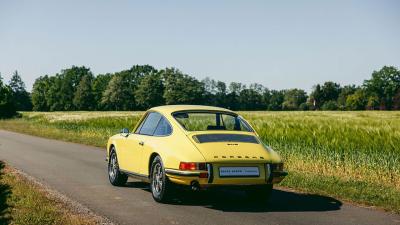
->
xmin=152 ymin=163 xmax=163 ymax=194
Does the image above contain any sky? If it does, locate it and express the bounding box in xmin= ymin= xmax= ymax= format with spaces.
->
xmin=1 ymin=0 xmax=399 ymax=92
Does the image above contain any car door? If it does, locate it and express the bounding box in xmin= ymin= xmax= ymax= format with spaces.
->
xmin=118 ymin=133 xmax=143 ymax=174
xmin=123 ymin=112 xmax=162 ymax=174
xmin=140 ymin=116 xmax=173 ymax=175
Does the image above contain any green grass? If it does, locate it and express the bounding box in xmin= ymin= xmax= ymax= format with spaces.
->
xmin=283 ymin=171 xmax=400 ymax=212
xmin=1 ymin=111 xmax=399 ymax=213
xmin=0 ymin=161 xmax=96 ymax=225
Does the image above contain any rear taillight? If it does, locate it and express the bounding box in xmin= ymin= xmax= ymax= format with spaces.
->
xmin=179 ymin=162 xmax=207 ymax=171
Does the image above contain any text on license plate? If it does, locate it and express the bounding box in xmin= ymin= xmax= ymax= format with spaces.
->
xmin=219 ymin=167 xmax=260 ymax=177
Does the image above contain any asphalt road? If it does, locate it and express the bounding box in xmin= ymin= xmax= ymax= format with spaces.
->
xmin=0 ymin=130 xmax=399 ymax=225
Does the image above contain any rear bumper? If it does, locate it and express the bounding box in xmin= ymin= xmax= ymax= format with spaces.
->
xmin=165 ymin=164 xmax=288 ymax=187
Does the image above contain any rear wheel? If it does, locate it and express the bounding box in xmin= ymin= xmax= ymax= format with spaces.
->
xmin=108 ymin=148 xmax=128 ymax=186
xmin=150 ymin=156 xmax=174 ymax=203
xmin=246 ymin=184 xmax=273 ymax=203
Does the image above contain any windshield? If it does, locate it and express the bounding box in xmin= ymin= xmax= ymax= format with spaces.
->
xmin=173 ymin=111 xmax=253 ymax=132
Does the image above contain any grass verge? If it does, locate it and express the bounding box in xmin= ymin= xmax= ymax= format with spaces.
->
xmin=0 ymin=119 xmax=107 ymax=147
xmin=281 ymin=171 xmax=400 ymax=213
xmin=0 ymin=161 xmax=101 ymax=225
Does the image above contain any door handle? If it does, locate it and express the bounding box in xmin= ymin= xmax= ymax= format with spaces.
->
xmin=139 ymin=141 xmax=144 ymax=146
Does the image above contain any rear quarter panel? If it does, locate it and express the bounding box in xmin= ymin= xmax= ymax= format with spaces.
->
xmin=141 ymin=131 xmax=206 ymax=176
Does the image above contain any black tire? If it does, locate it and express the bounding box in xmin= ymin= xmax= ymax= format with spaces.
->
xmin=150 ymin=156 xmax=174 ymax=203
xmin=246 ymin=184 xmax=273 ymax=203
xmin=108 ymin=148 xmax=128 ymax=186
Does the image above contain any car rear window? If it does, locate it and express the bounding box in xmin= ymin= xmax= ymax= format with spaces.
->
xmin=173 ymin=111 xmax=253 ymax=132
xmin=192 ymin=134 xmax=259 ymax=144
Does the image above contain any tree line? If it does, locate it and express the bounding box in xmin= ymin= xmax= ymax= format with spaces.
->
xmin=0 ymin=71 xmax=32 ymax=118
xmin=1 ymin=65 xmax=399 ymax=117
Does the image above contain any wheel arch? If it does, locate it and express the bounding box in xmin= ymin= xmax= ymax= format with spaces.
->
xmin=148 ymin=152 xmax=160 ymax=176
xmin=107 ymin=139 xmax=119 ymax=159
xmin=109 ymin=144 xmax=115 ymax=153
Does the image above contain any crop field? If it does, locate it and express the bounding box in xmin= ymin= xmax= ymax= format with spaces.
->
xmin=1 ymin=111 xmax=400 ymax=212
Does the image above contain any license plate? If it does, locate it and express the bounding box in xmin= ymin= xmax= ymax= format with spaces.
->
xmin=219 ymin=167 xmax=259 ymax=177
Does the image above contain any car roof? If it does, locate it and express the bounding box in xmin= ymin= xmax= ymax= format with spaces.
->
xmin=149 ymin=105 xmax=235 ymax=115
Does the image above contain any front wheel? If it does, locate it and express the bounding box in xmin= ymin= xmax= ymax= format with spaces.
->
xmin=150 ymin=156 xmax=174 ymax=203
xmin=108 ymin=149 xmax=128 ymax=186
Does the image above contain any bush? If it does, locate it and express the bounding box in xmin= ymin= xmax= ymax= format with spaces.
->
xmin=0 ymin=79 xmax=17 ymax=119
xmin=0 ymin=102 xmax=17 ymax=119
xmin=298 ymin=102 xmax=309 ymax=110
xmin=321 ymin=100 xmax=338 ymax=110
xmin=346 ymin=90 xmax=367 ymax=110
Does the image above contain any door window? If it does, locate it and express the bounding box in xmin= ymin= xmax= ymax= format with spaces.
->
xmin=154 ymin=117 xmax=172 ymax=136
xmin=138 ymin=112 xmax=162 ymax=135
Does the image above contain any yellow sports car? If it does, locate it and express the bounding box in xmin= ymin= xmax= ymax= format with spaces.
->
xmin=106 ymin=105 xmax=287 ymax=203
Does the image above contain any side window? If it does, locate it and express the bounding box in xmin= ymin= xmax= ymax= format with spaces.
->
xmin=222 ymin=114 xmax=235 ymax=130
xmin=138 ymin=112 xmax=162 ymax=135
xmin=154 ymin=117 xmax=172 ymax=136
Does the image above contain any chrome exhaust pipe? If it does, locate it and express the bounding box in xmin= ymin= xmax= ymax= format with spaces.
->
xmin=191 ymin=181 xmax=200 ymax=191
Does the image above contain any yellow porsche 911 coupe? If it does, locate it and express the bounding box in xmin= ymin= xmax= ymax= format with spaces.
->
xmin=106 ymin=105 xmax=287 ymax=203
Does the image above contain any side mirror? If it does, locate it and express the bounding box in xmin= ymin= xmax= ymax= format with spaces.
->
xmin=120 ymin=128 xmax=130 ymax=137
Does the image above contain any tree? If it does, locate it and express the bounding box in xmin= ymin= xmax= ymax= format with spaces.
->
xmin=202 ymin=77 xmax=218 ymax=106
xmin=46 ymin=75 xmax=63 ymax=111
xmin=268 ymin=90 xmax=285 ymax=110
xmin=135 ymin=72 xmax=165 ymax=109
xmin=337 ymin=85 xmax=357 ymax=110
xmin=321 ymin=100 xmax=338 ymax=110
xmin=73 ymin=75 xmax=95 ymax=110
xmin=229 ymin=82 xmax=245 ymax=95
xmin=92 ymin=73 xmax=113 ymax=110
xmin=162 ymin=68 xmax=205 ymax=105
xmin=261 ymin=88 xmax=271 ymax=109
xmin=201 ymin=77 xmax=229 ymax=107
xmin=101 ymin=75 xmax=131 ymax=110
xmin=236 ymin=83 xmax=267 ymax=110
xmin=0 ymin=73 xmax=17 ymax=118
xmin=37 ymin=66 xmax=93 ymax=111
xmin=58 ymin=66 xmax=93 ymax=110
xmin=108 ymin=65 xmax=158 ymax=110
xmin=215 ymin=81 xmax=228 ymax=107
xmin=282 ymin=89 xmax=308 ymax=110
xmin=321 ymin=82 xmax=341 ymax=103
xmin=225 ymin=82 xmax=245 ymax=110
xmin=309 ymin=84 xmax=323 ymax=110
xmin=366 ymin=95 xmax=380 ymax=110
xmin=9 ymin=70 xmax=32 ymax=111
xmin=201 ymin=79 xmax=230 ymax=107
xmin=238 ymin=89 xmax=261 ymax=110
xmin=364 ymin=66 xmax=400 ymax=110
xmin=393 ymin=90 xmax=400 ymax=110
xmin=31 ymin=75 xmax=52 ymax=111
xmin=299 ymin=102 xmax=309 ymax=110
xmin=346 ymin=89 xmax=367 ymax=110
xmin=309 ymin=82 xmax=341 ymax=110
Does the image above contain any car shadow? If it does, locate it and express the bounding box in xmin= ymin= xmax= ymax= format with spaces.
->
xmin=0 ymin=161 xmax=12 ymax=224
xmin=124 ymin=181 xmax=342 ymax=213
